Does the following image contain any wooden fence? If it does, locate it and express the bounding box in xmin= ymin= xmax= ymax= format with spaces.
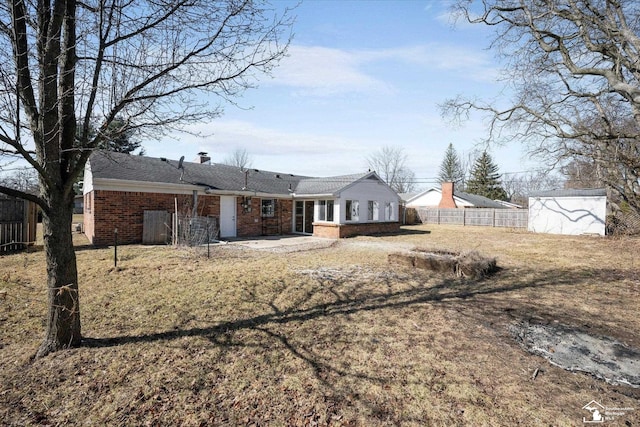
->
xmin=416 ymin=208 xmax=528 ymax=229
xmin=142 ymin=210 xmax=171 ymax=244
xmin=0 ymin=197 xmax=38 ymax=253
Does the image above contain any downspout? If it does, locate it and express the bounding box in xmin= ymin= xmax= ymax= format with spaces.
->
xmin=192 ymin=190 xmax=198 ymax=217
xmin=402 ymin=201 xmax=406 ymax=225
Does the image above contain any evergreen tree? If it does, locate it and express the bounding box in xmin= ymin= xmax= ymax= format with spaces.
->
xmin=438 ymin=143 xmax=464 ymax=185
xmin=466 ymin=151 xmax=508 ymax=201
xmin=99 ymin=118 xmax=143 ymax=154
xmin=79 ymin=117 xmax=143 ymax=154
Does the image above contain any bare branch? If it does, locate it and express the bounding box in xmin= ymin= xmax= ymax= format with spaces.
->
xmin=445 ymin=0 xmax=640 ymax=214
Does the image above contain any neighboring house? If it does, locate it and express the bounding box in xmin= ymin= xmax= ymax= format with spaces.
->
xmin=528 ymin=188 xmax=607 ymax=236
xmin=83 ymin=151 xmax=401 ymax=245
xmin=493 ymin=200 xmax=523 ymax=209
xmin=74 ymin=194 xmax=84 ymax=214
xmin=405 ymin=182 xmax=508 ymax=209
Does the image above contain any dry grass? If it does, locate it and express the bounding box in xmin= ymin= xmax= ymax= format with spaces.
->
xmin=1 ymin=225 xmax=639 ymax=426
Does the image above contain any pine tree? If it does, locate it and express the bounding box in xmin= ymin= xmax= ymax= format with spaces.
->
xmin=466 ymin=151 xmax=508 ymax=200
xmin=100 ymin=118 xmax=143 ymax=154
xmin=438 ymin=143 xmax=464 ymax=185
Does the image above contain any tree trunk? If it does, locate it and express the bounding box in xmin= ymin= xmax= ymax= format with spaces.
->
xmin=36 ymin=197 xmax=81 ymax=358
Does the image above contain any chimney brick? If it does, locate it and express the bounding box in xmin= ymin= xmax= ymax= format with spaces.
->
xmin=439 ymin=182 xmax=457 ymax=208
xmin=196 ymin=152 xmax=211 ymax=164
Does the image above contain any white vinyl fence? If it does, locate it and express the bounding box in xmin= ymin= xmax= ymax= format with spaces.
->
xmin=417 ymin=208 xmax=528 ymax=229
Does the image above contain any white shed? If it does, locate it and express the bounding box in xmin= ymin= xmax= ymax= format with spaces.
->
xmin=528 ymin=189 xmax=607 ymax=236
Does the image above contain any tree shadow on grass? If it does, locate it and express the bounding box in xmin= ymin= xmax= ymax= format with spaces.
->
xmin=82 ymin=265 xmax=621 ymax=350
xmin=81 ymin=264 xmax=640 ymax=422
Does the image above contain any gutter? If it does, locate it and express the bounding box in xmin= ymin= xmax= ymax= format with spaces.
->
xmin=291 ymin=193 xmax=335 ymax=199
xmin=205 ymin=188 xmax=295 ymax=199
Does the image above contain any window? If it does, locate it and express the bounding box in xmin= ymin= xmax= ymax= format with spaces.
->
xmin=317 ymin=200 xmax=334 ymax=222
xmin=385 ymin=202 xmax=395 ymax=221
xmin=345 ymin=200 xmax=359 ymax=221
xmin=368 ymin=201 xmax=379 ymax=221
xmin=261 ymin=199 xmax=275 ymax=217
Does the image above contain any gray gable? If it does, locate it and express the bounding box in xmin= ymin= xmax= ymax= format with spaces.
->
xmin=294 ymin=172 xmax=372 ymax=196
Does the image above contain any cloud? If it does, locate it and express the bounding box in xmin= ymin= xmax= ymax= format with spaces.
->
xmin=271 ymin=45 xmax=394 ymax=96
xmin=270 ymin=43 xmax=499 ymax=97
xmin=358 ymin=44 xmax=498 ymax=82
xmin=156 ymin=119 xmax=369 ymax=167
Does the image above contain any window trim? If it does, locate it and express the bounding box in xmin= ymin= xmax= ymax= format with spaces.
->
xmin=317 ymin=199 xmax=335 ymax=222
xmin=385 ymin=201 xmax=395 ymax=221
xmin=367 ymin=200 xmax=379 ymax=221
xmin=261 ymin=198 xmax=276 ymax=217
xmin=345 ymin=199 xmax=359 ymax=222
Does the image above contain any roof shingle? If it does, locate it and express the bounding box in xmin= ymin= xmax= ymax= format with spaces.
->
xmin=88 ymin=151 xmax=376 ymax=196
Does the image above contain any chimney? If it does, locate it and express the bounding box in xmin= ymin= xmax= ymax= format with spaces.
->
xmin=438 ymin=182 xmax=457 ymax=208
xmin=195 ymin=152 xmax=211 ymax=164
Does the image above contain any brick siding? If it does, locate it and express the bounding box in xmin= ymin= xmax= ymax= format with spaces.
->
xmin=312 ymin=221 xmax=400 ymax=238
xmin=86 ymin=190 xmax=217 ymax=245
xmin=236 ymin=197 xmax=294 ymax=237
xmin=85 ymin=190 xmax=295 ymax=245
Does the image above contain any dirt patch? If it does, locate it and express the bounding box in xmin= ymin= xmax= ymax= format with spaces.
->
xmin=389 ymin=248 xmax=498 ymax=279
xmin=295 ymin=265 xmax=411 ymax=284
xmin=220 ymin=236 xmax=337 ymax=253
xmin=510 ymin=321 xmax=640 ymax=388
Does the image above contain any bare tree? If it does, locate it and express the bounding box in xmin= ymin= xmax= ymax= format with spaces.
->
xmin=366 ymin=146 xmax=416 ymax=193
xmin=561 ymin=159 xmax=604 ymax=189
xmin=223 ymin=148 xmax=252 ymax=170
xmin=503 ymin=171 xmax=562 ymax=207
xmin=442 ymin=0 xmax=640 ymax=215
xmin=0 ymin=168 xmax=39 ymax=194
xmin=0 ymin=1 xmax=292 ymax=357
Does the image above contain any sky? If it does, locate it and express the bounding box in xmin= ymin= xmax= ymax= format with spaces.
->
xmin=147 ymin=0 xmax=544 ymax=190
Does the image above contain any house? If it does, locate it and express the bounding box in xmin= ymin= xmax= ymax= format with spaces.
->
xmin=74 ymin=194 xmax=84 ymax=214
xmin=528 ymin=188 xmax=607 ymax=236
xmin=405 ymin=182 xmax=508 ymax=209
xmin=83 ymin=151 xmax=401 ymax=245
xmin=492 ymin=200 xmax=523 ymax=209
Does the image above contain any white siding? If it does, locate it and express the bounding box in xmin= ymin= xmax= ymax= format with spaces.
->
xmin=406 ymin=189 xmax=441 ymax=207
xmin=82 ymin=162 xmax=94 ymax=194
xmin=337 ymin=179 xmax=399 ymax=224
xmin=528 ymin=195 xmax=607 ymax=236
xmin=406 ymin=189 xmax=474 ymax=208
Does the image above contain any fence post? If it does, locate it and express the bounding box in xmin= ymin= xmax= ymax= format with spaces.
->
xmin=114 ymin=228 xmax=118 ymax=267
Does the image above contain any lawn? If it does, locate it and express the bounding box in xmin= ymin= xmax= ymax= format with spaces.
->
xmin=1 ymin=225 xmax=639 ymax=426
